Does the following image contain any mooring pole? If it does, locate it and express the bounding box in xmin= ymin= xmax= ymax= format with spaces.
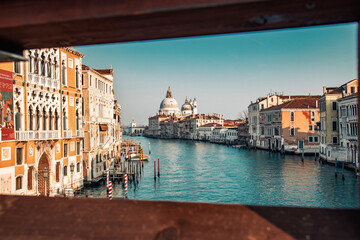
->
xmin=335 ymin=158 xmax=338 ymax=177
xmin=342 ymin=161 xmax=345 ymax=180
xmin=154 ymin=159 xmax=156 ymax=180
xmin=158 ymin=157 xmax=160 ymax=177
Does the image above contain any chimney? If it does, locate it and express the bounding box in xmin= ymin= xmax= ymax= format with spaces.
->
xmin=316 ymin=100 xmax=318 ymax=108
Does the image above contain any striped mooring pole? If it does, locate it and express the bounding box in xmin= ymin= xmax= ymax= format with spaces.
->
xmin=124 ymin=174 xmax=128 ymax=199
xmin=108 ymin=181 xmax=113 ymax=200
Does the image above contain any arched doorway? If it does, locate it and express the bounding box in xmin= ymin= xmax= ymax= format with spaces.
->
xmin=38 ymin=153 xmax=50 ymax=196
xmin=83 ymin=160 xmax=87 ymax=181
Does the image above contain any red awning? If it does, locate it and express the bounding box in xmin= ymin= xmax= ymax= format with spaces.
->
xmin=99 ymin=124 xmax=108 ymax=131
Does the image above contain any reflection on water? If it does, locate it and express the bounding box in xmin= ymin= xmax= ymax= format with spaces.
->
xmin=81 ymin=136 xmax=359 ymax=208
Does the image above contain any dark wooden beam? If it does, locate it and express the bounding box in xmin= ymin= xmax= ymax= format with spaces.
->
xmin=0 ymin=195 xmax=359 ymax=240
xmin=0 ymin=0 xmax=359 ymax=50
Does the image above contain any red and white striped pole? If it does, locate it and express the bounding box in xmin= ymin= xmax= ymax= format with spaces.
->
xmin=124 ymin=174 xmax=128 ymax=199
xmin=108 ymin=181 xmax=112 ymax=200
xmin=106 ymin=168 xmax=110 ymax=188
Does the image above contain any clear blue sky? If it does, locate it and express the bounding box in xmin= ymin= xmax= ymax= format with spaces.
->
xmin=75 ymin=22 xmax=358 ymax=126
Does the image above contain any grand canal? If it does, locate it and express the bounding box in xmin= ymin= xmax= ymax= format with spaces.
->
xmin=82 ymin=136 xmax=359 ymax=208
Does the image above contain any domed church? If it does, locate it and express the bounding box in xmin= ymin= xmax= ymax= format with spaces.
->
xmin=181 ymin=97 xmax=197 ymax=116
xmin=159 ymin=87 xmax=197 ymax=117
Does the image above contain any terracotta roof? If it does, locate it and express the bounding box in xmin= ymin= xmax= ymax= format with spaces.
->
xmin=279 ymin=95 xmax=321 ymax=99
xmin=326 ymin=88 xmax=342 ymax=94
xmin=263 ymin=97 xmax=319 ymax=111
xmin=95 ymin=69 xmax=113 ymax=75
xmin=199 ymin=123 xmax=222 ymax=127
xmin=149 ymin=114 xmax=168 ymax=119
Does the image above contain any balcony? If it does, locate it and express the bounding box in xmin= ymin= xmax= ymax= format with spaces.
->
xmin=76 ymin=129 xmax=84 ymax=138
xmin=14 ymin=130 xmax=60 ymax=141
xmin=63 ymin=129 xmax=72 ymax=139
xmin=28 ymin=73 xmax=59 ymax=89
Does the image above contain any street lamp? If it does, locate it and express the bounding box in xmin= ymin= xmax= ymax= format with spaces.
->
xmin=43 ymin=167 xmax=48 ymax=196
xmin=70 ymin=163 xmax=74 ymax=188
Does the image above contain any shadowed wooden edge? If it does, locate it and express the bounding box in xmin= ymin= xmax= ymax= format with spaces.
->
xmin=0 ymin=0 xmax=359 ymax=50
xmin=0 ymin=195 xmax=296 ymax=240
xmin=0 ymin=195 xmax=359 ymax=239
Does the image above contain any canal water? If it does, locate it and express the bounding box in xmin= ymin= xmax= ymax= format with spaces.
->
xmin=82 ymin=136 xmax=359 ymax=208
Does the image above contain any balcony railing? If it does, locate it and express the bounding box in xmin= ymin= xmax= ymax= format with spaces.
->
xmin=28 ymin=73 xmax=59 ymax=89
xmin=15 ymin=130 xmax=61 ymax=141
xmin=76 ymin=129 xmax=84 ymax=138
xmin=63 ymin=129 xmax=72 ymax=139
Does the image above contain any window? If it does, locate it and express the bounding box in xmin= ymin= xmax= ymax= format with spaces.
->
xmin=314 ymin=136 xmax=319 ymax=142
xmin=290 ymin=126 xmax=295 ymax=136
xmin=14 ymin=61 xmax=21 ymax=74
xmin=63 ymin=165 xmax=68 ymax=176
xmin=81 ymin=73 xmax=84 ymax=85
xmin=308 ymin=136 xmax=313 ymax=143
xmin=90 ymin=75 xmax=92 ymax=86
xmin=56 ymin=162 xmax=60 ymax=182
xmin=333 ymin=136 xmax=338 ymax=144
xmin=332 ymin=101 xmax=337 ymax=111
xmin=27 ymin=167 xmax=33 ymax=190
xmin=63 ymin=143 xmax=68 ymax=157
xmin=311 ymin=111 xmax=315 ymax=122
xmin=16 ymin=148 xmax=23 ymax=165
xmin=290 ymin=112 xmax=294 ymax=122
xmin=351 ymin=86 xmax=356 ymax=93
xmin=75 ymin=66 xmax=79 ymax=88
xmin=309 ymin=125 xmax=313 ymax=131
xmin=77 ymin=142 xmax=80 ymax=155
xmin=16 ymin=176 xmax=22 ymax=190
xmin=332 ymin=121 xmax=337 ymax=131
xmin=62 ymin=60 xmax=66 ymax=85
xmin=77 ymin=162 xmax=80 ymax=172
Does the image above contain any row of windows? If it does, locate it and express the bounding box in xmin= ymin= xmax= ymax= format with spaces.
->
xmin=89 ymin=75 xmax=112 ymax=93
xmin=15 ymin=142 xmax=82 ymax=165
xmin=15 ymin=162 xmax=81 ymax=191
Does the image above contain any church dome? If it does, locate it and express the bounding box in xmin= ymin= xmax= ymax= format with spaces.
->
xmin=160 ymin=98 xmax=179 ymax=110
xmin=159 ymin=87 xmax=180 ymax=116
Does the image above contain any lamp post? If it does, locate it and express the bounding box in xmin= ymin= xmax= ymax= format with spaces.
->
xmin=70 ymin=163 xmax=74 ymax=189
xmin=43 ymin=167 xmax=48 ymax=196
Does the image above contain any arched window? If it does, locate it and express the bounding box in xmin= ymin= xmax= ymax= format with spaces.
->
xmin=54 ymin=110 xmax=59 ymax=130
xmin=16 ymin=176 xmax=22 ymax=190
xmin=41 ymin=55 xmax=45 ymax=76
xmin=76 ymin=111 xmax=79 ymax=130
xmin=54 ymin=60 xmax=58 ymax=79
xmin=63 ymin=165 xmax=68 ymax=176
xmin=47 ymin=56 xmax=52 ymax=77
xmin=42 ymin=108 xmax=47 ymax=130
xmin=63 ymin=109 xmax=67 ymax=130
xmin=36 ymin=108 xmax=40 ymax=130
xmin=75 ymin=66 xmax=79 ymax=88
xmin=62 ymin=60 xmax=66 ymax=85
xmin=48 ymin=109 xmax=52 ymax=130
xmin=34 ymin=51 xmax=39 ymax=74
xmin=29 ymin=107 xmax=33 ymax=130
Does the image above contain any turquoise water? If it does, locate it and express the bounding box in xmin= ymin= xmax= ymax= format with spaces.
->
xmin=83 ymin=136 xmax=359 ymax=208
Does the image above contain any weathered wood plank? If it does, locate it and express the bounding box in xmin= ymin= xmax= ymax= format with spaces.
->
xmin=0 ymin=195 xmax=295 ymax=240
xmin=0 ymin=0 xmax=359 ymax=50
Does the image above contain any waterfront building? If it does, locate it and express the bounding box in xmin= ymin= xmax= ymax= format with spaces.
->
xmin=237 ymin=119 xmax=249 ymax=146
xmin=126 ymin=119 xmax=146 ymax=135
xmin=248 ymin=93 xmax=321 ymax=149
xmin=318 ymin=79 xmax=358 ymax=161
xmin=81 ymin=65 xmax=119 ymax=183
xmin=338 ymin=94 xmax=358 ymax=165
xmin=0 ymin=47 xmax=85 ymax=196
xmin=211 ymin=126 xmax=234 ymax=144
xmin=113 ymin=100 xmax=122 ymax=159
xmin=259 ymin=97 xmax=320 ymax=154
xmin=146 ymin=114 xmax=169 ymax=137
xmin=198 ymin=123 xmax=222 ymax=141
